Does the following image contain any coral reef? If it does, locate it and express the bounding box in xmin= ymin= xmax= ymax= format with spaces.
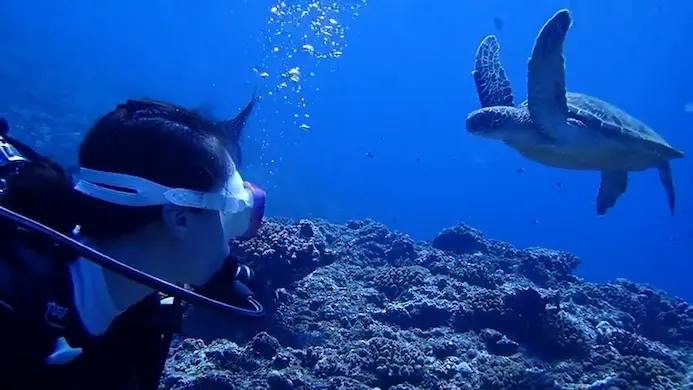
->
xmin=172 ymin=219 xmax=693 ymax=390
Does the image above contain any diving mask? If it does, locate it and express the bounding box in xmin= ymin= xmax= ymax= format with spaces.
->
xmin=73 ymin=167 xmax=266 ymax=240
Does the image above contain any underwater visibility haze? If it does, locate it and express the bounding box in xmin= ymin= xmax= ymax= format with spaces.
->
xmin=1 ymin=0 xmax=693 ymax=388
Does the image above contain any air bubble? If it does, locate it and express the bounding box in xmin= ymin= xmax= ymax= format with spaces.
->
xmin=257 ymin=0 xmax=368 ymax=132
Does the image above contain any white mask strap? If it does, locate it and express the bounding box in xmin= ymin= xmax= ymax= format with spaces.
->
xmin=75 ymin=169 xmax=170 ymax=207
xmin=74 ymin=168 xmax=250 ymax=213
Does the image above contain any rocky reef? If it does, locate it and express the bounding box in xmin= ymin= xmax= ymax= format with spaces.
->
xmin=168 ymin=218 xmax=693 ymax=390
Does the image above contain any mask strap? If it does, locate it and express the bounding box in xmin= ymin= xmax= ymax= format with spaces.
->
xmin=74 ymin=169 xmax=171 ymax=207
xmin=75 ymin=168 xmax=247 ymax=212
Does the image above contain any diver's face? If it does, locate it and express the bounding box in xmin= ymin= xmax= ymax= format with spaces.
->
xmin=179 ymin=208 xmax=229 ymax=285
xmin=160 ymin=173 xmax=235 ymax=287
xmin=161 ymin=151 xmax=254 ymax=286
xmin=159 ymin=205 xmax=228 ymax=287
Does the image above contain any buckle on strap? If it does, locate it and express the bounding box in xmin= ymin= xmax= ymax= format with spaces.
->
xmin=0 ymin=139 xmax=27 ymax=167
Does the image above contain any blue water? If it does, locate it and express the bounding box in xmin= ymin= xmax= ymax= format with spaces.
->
xmin=1 ymin=1 xmax=691 ymax=300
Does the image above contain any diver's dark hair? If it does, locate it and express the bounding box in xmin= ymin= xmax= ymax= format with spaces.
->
xmin=75 ymin=99 xmax=232 ymax=238
xmin=0 ymin=98 xmax=249 ymax=245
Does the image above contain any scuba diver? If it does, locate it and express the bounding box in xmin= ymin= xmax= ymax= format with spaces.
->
xmin=0 ymin=95 xmax=266 ymax=390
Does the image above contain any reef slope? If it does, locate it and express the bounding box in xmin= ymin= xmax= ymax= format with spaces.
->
xmin=169 ymin=218 xmax=693 ymax=390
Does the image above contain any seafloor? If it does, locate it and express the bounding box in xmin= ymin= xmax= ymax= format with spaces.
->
xmin=168 ymin=218 xmax=693 ymax=390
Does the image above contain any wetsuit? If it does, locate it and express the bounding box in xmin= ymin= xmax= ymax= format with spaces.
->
xmin=0 ymin=249 xmax=183 ymax=390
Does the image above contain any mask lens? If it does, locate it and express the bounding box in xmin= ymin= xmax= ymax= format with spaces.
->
xmin=242 ymin=182 xmax=265 ymax=239
xmin=218 ymin=181 xmax=265 ymax=241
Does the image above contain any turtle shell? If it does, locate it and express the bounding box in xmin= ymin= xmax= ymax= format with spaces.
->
xmin=565 ymin=92 xmax=683 ymax=160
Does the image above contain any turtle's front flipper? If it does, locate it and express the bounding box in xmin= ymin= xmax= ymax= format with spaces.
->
xmin=657 ymin=162 xmax=676 ymax=215
xmin=472 ymin=35 xmax=514 ymax=108
xmin=527 ymin=9 xmax=572 ymax=136
xmin=597 ymin=170 xmax=628 ymax=215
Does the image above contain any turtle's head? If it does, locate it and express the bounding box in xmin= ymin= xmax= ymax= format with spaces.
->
xmin=466 ymin=106 xmax=532 ymax=141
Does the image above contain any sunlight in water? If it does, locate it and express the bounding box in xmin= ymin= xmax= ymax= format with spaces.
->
xmin=256 ymin=0 xmax=367 ymax=132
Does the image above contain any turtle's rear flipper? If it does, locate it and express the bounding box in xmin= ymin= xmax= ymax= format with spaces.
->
xmin=597 ymin=171 xmax=628 ymax=215
xmin=657 ymin=162 xmax=676 ymax=215
xmin=472 ymin=35 xmax=514 ymax=108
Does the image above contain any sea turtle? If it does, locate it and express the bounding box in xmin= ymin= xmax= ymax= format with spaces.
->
xmin=465 ymin=9 xmax=684 ymax=215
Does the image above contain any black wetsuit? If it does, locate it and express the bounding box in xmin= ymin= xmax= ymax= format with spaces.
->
xmin=0 ymin=250 xmax=182 ymax=390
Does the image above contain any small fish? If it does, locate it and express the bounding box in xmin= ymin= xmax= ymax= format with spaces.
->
xmin=493 ymin=17 xmax=504 ymax=31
